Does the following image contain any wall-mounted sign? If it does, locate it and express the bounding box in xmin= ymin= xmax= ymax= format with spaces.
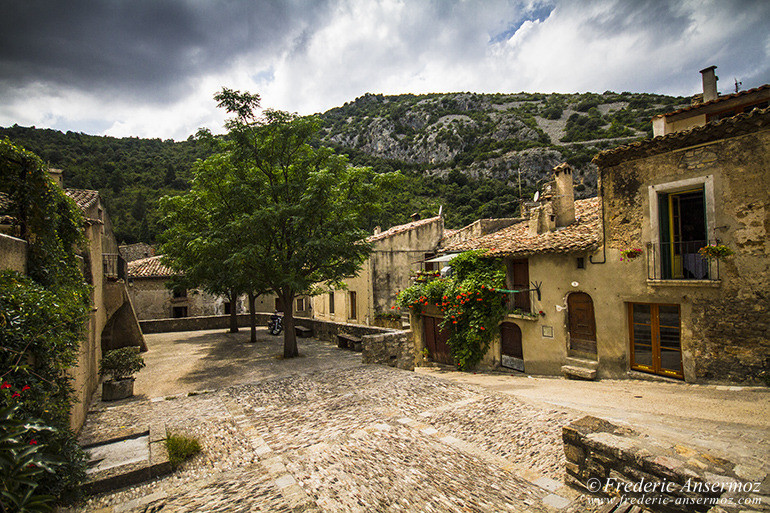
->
xmin=542 ymin=326 xmax=554 ymax=338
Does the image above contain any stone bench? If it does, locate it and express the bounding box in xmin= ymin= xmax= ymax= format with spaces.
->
xmin=337 ymin=333 xmax=362 ymax=352
xmin=294 ymin=325 xmax=312 ymax=338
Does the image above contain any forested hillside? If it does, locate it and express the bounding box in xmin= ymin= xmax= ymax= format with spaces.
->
xmin=0 ymin=90 xmax=688 ymax=243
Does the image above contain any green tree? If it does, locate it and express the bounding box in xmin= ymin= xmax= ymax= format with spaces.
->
xmin=166 ymin=89 xmax=392 ymax=357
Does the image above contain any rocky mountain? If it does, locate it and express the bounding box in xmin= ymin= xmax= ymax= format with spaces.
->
xmin=316 ymin=91 xmax=689 ymax=199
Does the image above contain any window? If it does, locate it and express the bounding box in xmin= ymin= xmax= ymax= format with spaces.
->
xmin=296 ymin=297 xmax=305 ymax=311
xmin=424 ymin=253 xmax=436 ymax=272
xmin=507 ymin=259 xmax=530 ymax=312
xmin=628 ymin=303 xmax=682 ymax=379
xmin=224 ymin=302 xmax=231 ymax=315
xmin=329 ymin=292 xmax=335 ymax=314
xmin=172 ymin=306 xmax=188 ymax=318
xmin=648 ymin=176 xmax=716 ymax=280
xmin=348 ymin=291 xmax=357 ymax=319
xmin=576 ymin=257 xmax=585 ymax=269
xmin=173 ymin=288 xmax=187 ymax=298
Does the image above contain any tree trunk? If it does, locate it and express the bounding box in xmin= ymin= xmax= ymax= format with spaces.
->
xmin=248 ymin=292 xmax=257 ymax=343
xmin=281 ymin=291 xmax=298 ymax=358
xmin=229 ymin=289 xmax=239 ymax=333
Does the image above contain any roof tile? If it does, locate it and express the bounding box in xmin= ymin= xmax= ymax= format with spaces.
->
xmin=444 ymin=198 xmax=601 ymax=257
xmin=367 ymin=215 xmax=442 ymax=242
xmin=127 ymin=255 xmax=176 ymax=279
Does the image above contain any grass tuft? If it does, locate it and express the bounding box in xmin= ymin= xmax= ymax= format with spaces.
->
xmin=166 ymin=432 xmax=202 ymax=470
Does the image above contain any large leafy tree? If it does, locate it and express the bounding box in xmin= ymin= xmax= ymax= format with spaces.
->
xmin=162 ymin=89 xmax=393 ymax=356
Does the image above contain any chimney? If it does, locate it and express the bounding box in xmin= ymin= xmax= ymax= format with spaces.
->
xmin=551 ymin=163 xmax=575 ymax=227
xmin=410 ymin=212 xmax=421 ymax=222
xmin=700 ymin=65 xmax=718 ymax=103
xmin=48 ymin=168 xmax=63 ymax=188
xmin=373 ymin=226 xmax=381 ymax=236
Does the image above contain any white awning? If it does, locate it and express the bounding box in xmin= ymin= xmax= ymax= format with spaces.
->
xmin=423 ymin=253 xmax=461 ymax=264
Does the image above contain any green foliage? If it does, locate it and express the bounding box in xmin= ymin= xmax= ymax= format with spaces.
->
xmin=0 ymin=402 xmax=60 ymax=513
xmin=99 ymin=348 xmax=145 ymax=381
xmin=397 ymin=251 xmax=507 ymax=370
xmin=165 ymin=432 xmax=202 ymax=470
xmin=0 ymin=126 xmax=211 ymax=243
xmin=0 ymin=138 xmax=90 ymax=503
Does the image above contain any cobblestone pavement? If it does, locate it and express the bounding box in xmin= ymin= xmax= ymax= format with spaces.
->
xmin=78 ymin=333 xmax=597 ymax=512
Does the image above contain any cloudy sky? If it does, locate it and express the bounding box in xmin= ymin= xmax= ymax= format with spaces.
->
xmin=1 ymin=0 xmax=768 ymax=140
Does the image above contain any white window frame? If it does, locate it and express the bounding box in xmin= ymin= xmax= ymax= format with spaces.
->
xmin=648 ymin=175 xmax=715 ymax=244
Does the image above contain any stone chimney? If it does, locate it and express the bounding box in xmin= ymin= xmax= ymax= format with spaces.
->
xmin=373 ymin=226 xmax=381 ymax=236
xmin=552 ymin=163 xmax=575 ymax=227
xmin=700 ymin=65 xmax=718 ymax=103
xmin=410 ymin=212 xmax=421 ymax=222
xmin=48 ymin=168 xmax=63 ymax=188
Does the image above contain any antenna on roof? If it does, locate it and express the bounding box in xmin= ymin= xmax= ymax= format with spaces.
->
xmin=734 ymin=78 xmax=742 ymax=93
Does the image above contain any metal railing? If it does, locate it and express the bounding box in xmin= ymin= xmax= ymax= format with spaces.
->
xmin=103 ymin=253 xmax=127 ymax=280
xmin=646 ymin=241 xmax=719 ymax=281
xmin=503 ymin=284 xmax=542 ymax=315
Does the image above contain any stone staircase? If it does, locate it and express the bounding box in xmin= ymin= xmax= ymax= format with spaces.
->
xmin=560 ymin=356 xmax=598 ymax=380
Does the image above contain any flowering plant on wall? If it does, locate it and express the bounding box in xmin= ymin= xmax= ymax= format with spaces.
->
xmin=620 ymin=248 xmax=643 ymax=261
xmin=698 ymin=243 xmax=733 ymax=260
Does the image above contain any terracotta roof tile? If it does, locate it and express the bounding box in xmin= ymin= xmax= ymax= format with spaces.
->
xmin=127 ymin=255 xmax=176 ymax=279
xmin=594 ymin=106 xmax=770 ymax=167
xmin=64 ymin=188 xmax=100 ymax=211
xmin=653 ymin=84 xmax=770 ymax=119
xmin=367 ymin=215 xmax=442 ymax=242
xmin=444 ymin=198 xmax=601 ymax=257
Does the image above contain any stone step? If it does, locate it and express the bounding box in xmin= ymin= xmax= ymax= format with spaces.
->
xmin=561 ymin=365 xmax=597 ymax=380
xmin=565 ymin=357 xmax=599 ymax=370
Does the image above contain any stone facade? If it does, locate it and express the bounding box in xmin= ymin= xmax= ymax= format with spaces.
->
xmin=313 ymin=216 xmax=444 ymax=326
xmin=596 ymin=111 xmax=770 ymax=383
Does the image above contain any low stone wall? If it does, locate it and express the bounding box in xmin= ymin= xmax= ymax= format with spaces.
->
xmin=362 ymin=331 xmax=414 ymax=371
xmin=140 ymin=313 xmax=264 ymax=334
xmin=562 ymin=416 xmax=756 ymax=513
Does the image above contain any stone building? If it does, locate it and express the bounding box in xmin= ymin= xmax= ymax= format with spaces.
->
xmin=1 ymin=170 xmax=145 ymax=429
xmin=593 ymin=105 xmax=769 ymax=384
xmin=429 ymin=165 xmax=612 ymax=379
xmin=414 ymin=92 xmax=769 ymax=384
xmin=127 ymin=254 xmax=312 ymax=320
xmin=312 ymin=214 xmax=445 ymax=326
xmin=119 ymin=242 xmax=155 ymax=262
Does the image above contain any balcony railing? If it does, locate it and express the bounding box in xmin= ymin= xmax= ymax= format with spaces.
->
xmin=103 ymin=253 xmax=127 ymax=280
xmin=646 ymin=240 xmax=719 ymax=281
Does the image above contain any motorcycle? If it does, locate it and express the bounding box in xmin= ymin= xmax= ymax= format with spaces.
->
xmin=268 ymin=312 xmax=283 ymax=336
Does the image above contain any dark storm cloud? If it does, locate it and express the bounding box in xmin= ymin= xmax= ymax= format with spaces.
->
xmin=0 ymin=0 xmax=333 ymax=102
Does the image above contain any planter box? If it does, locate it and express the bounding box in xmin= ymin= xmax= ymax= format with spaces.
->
xmin=102 ymin=378 xmax=135 ymax=401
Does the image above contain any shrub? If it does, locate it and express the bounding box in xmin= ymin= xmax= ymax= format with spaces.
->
xmin=165 ymin=433 xmax=202 ymax=470
xmin=99 ymin=348 xmax=145 ymax=381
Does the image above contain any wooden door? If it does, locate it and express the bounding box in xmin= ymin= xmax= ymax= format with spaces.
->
xmin=510 ymin=259 xmax=530 ymax=311
xmin=423 ymin=316 xmax=454 ymax=365
xmin=568 ymin=292 xmax=597 ymax=354
xmin=500 ymin=322 xmax=524 ymax=372
xmin=629 ymin=303 xmax=683 ymax=379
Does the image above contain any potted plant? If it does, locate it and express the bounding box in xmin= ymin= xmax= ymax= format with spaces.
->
xmin=620 ymin=248 xmax=643 ymax=261
xmin=698 ymin=243 xmax=733 ymax=260
xmin=100 ymin=347 xmax=145 ymax=401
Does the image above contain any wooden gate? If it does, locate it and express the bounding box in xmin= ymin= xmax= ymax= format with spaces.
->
xmin=423 ymin=316 xmax=454 ymax=365
xmin=567 ymin=292 xmax=597 ymax=354
xmin=500 ymin=322 xmax=524 ymax=372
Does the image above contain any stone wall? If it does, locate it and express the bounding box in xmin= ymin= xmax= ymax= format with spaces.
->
xmin=140 ymin=313 xmax=263 ymax=333
xmin=362 ymin=331 xmax=414 ymax=371
xmin=0 ymin=233 xmax=27 ymax=273
xmin=563 ymin=416 xmax=751 ymax=513
xmin=598 ymin=128 xmax=770 ymax=383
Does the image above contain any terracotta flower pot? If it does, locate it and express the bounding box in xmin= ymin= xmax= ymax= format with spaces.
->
xmin=102 ymin=378 xmax=134 ymax=401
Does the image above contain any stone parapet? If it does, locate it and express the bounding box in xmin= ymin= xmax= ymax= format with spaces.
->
xmin=362 ymin=331 xmax=414 ymax=371
xmin=562 ymin=416 xmax=766 ymax=513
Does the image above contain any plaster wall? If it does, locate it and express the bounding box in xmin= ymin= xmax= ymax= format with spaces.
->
xmin=0 ymin=233 xmax=27 ymax=273
xmin=600 ymin=129 xmax=770 ymax=383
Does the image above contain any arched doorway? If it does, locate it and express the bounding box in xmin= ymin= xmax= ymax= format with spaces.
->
xmin=567 ymin=292 xmax=597 ymax=355
xmin=500 ymin=322 xmax=524 ymax=371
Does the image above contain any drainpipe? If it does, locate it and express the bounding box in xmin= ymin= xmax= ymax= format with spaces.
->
xmin=589 ymin=174 xmax=607 ymax=265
